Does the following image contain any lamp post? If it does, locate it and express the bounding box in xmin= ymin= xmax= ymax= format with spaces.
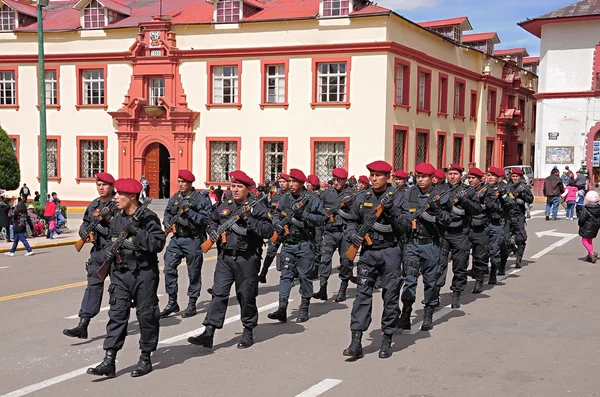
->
xmin=37 ymin=0 xmax=49 ymax=207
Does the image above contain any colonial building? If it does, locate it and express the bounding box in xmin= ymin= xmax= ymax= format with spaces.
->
xmin=0 ymin=0 xmax=537 ymax=202
xmin=520 ymin=0 xmax=599 ymax=189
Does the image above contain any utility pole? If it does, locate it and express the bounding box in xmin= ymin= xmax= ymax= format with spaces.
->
xmin=37 ymin=0 xmax=49 ymax=207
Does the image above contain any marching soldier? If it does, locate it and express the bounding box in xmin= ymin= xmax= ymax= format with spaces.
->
xmin=160 ymin=170 xmax=212 ymax=318
xmin=87 ymin=178 xmax=165 ymax=378
xmin=313 ymin=168 xmax=356 ymax=302
xmin=393 ymin=170 xmax=408 ymax=190
xmin=64 ymin=173 xmax=116 ymax=339
xmin=466 ymin=168 xmax=489 ymax=294
xmin=259 ymin=173 xmax=290 ymax=283
xmin=357 ymin=175 xmax=370 ymax=191
xmin=399 ymin=163 xmax=452 ymax=332
xmin=432 ymin=168 xmax=446 ymax=187
xmin=267 ymin=169 xmax=326 ymax=323
xmin=307 ymin=174 xmax=323 ymax=279
xmin=509 ymin=168 xmax=534 ymax=269
xmin=343 ymin=161 xmax=411 ymax=359
xmin=188 ymin=171 xmax=273 ymax=349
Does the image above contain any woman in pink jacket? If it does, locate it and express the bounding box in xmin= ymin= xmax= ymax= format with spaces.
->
xmin=562 ymin=182 xmax=578 ymax=220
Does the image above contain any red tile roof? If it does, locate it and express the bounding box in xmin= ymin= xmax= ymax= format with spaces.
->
xmin=462 ymin=32 xmax=500 ymax=44
xmin=98 ymin=0 xmax=132 ymax=16
xmin=519 ymin=0 xmax=600 ymax=37
xmin=418 ymin=16 xmax=472 ymax=31
xmin=3 ymin=0 xmax=39 ymax=17
xmin=494 ymin=48 xmax=529 ymax=57
xmin=523 ymin=56 xmax=539 ymax=64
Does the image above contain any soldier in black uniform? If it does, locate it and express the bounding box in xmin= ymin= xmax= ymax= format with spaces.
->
xmin=357 ymin=175 xmax=370 ymax=191
xmin=307 ymin=174 xmax=323 ymax=280
xmin=466 ymin=168 xmax=489 ymax=294
xmin=435 ymin=164 xmax=482 ymax=308
xmin=399 ymin=163 xmax=452 ymax=332
xmin=259 ymin=173 xmax=290 ymax=283
xmin=313 ymin=168 xmax=356 ymax=302
xmin=393 ymin=170 xmax=408 ymax=189
xmin=188 ymin=171 xmax=273 ymax=349
xmin=267 ymin=169 xmax=326 ymax=323
xmin=343 ymin=161 xmax=411 ymax=359
xmin=508 ymin=168 xmax=534 ymax=269
xmin=87 ymin=178 xmax=165 ymax=378
xmin=160 ymin=170 xmax=212 ymax=318
xmin=64 ymin=173 xmax=116 ymax=339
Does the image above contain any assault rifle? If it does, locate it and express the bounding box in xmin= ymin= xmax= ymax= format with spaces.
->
xmin=269 ymin=191 xmax=314 ymax=244
xmin=325 ymin=190 xmax=361 ymax=223
xmin=164 ymin=191 xmax=199 ymax=236
xmin=201 ymin=194 xmax=267 ymax=253
xmin=96 ymin=198 xmax=152 ymax=280
xmin=75 ymin=201 xmax=116 ymax=252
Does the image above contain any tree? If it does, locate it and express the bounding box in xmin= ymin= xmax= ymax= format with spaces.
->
xmin=0 ymin=125 xmax=20 ymax=191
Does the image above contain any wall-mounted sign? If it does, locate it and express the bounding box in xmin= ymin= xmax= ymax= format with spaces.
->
xmin=150 ymin=50 xmax=162 ymax=57
xmin=593 ymin=141 xmax=600 ymax=167
xmin=548 ymin=132 xmax=559 ymax=140
xmin=545 ymin=146 xmax=574 ymax=164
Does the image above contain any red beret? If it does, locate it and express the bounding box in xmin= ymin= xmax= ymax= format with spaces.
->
xmin=307 ymin=174 xmax=320 ymax=186
xmin=95 ymin=172 xmax=115 ymax=184
xmin=511 ymin=167 xmax=524 ymax=176
xmin=279 ymin=173 xmax=290 ymax=181
xmin=468 ymin=167 xmax=484 ymax=178
xmin=178 ymin=169 xmax=195 ymax=183
xmin=394 ymin=170 xmax=408 ymax=179
xmin=487 ymin=166 xmax=505 ymax=178
xmin=366 ymin=160 xmax=392 ymax=173
xmin=434 ymin=169 xmax=446 ymax=180
xmin=289 ymin=168 xmax=307 ymax=183
xmin=114 ymin=178 xmax=143 ymax=194
xmin=358 ymin=175 xmax=370 ymax=184
xmin=230 ymin=170 xmax=255 ymax=187
xmin=448 ymin=163 xmax=464 ymax=173
xmin=415 ymin=162 xmax=436 ymax=175
xmin=332 ymin=168 xmax=348 ymax=179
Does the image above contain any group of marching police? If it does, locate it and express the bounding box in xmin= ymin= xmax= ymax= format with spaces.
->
xmin=62 ymin=159 xmax=533 ymax=378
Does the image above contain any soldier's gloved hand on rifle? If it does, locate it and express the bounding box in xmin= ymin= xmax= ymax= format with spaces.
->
xmin=126 ymin=221 xmax=140 ymax=236
xmin=427 ymin=196 xmax=442 ymax=213
xmin=274 ymin=223 xmax=285 ymax=235
xmin=240 ymin=205 xmax=252 ymax=222
xmin=99 ymin=206 xmax=113 ymax=221
xmin=181 ymin=199 xmax=191 ymax=212
xmin=176 ymin=217 xmax=190 ymax=227
xmin=78 ymin=229 xmax=88 ymax=240
xmin=104 ymin=247 xmax=116 ymax=264
xmin=208 ymin=230 xmax=219 ymax=242
xmin=380 ymin=194 xmax=395 ymax=211
xmin=291 ymin=202 xmax=305 ymax=217
xmin=456 ymin=189 xmax=469 ymax=204
xmin=341 ymin=196 xmax=352 ymax=207
xmin=349 ymin=233 xmax=363 ymax=247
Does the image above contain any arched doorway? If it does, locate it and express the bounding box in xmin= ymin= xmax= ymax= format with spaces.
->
xmin=143 ymin=143 xmax=171 ymax=199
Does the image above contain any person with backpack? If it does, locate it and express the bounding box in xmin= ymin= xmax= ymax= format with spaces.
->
xmin=4 ymin=202 xmax=34 ymax=257
xmin=578 ymin=191 xmax=600 ymax=263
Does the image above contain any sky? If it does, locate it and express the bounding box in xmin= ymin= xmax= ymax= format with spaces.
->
xmin=376 ymin=0 xmax=577 ymax=57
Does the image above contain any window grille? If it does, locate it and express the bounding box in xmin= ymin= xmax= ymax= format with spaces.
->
xmin=210 ymin=141 xmax=238 ymax=182
xmin=485 ymin=140 xmax=494 ymax=169
xmin=314 ymin=141 xmax=345 ymax=182
xmin=80 ymin=140 xmax=105 ymax=178
xmin=453 ymin=137 xmax=463 ymax=165
xmin=393 ymin=129 xmax=406 ymax=171
xmin=263 ymin=141 xmax=284 ymax=182
xmin=47 ymin=139 xmax=58 ymax=178
xmin=437 ymin=135 xmax=445 ymax=169
xmin=416 ymin=132 xmax=428 ymax=164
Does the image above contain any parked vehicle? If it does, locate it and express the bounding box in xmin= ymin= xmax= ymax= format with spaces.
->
xmin=504 ymin=165 xmax=534 ymax=185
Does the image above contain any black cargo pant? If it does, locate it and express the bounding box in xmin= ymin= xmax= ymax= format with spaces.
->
xmin=203 ymin=252 xmax=260 ymax=330
xmin=500 ymin=221 xmax=511 ymax=271
xmin=103 ymin=265 xmax=160 ymax=353
xmin=350 ymin=246 xmax=402 ymax=335
xmin=509 ymin=214 xmax=527 ymax=260
xmin=401 ymin=241 xmax=440 ymax=307
xmin=262 ymin=241 xmax=281 ymax=268
xmin=469 ymin=225 xmax=489 ymax=279
xmin=163 ymin=236 xmax=203 ymax=298
xmin=78 ymin=250 xmax=106 ymax=319
xmin=488 ymin=222 xmax=506 ymax=274
xmin=279 ymin=241 xmax=314 ymax=301
xmin=318 ymin=227 xmax=353 ymax=281
xmin=436 ymin=228 xmax=470 ymax=292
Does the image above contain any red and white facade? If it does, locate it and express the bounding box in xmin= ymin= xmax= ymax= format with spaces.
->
xmin=0 ymin=0 xmax=537 ymax=203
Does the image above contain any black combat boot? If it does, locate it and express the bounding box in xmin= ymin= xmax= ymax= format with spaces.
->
xmin=378 ymin=333 xmax=393 ymax=359
xmin=398 ymin=301 xmax=413 ymax=330
xmin=188 ymin=325 xmax=215 ymax=348
xmin=63 ymin=316 xmax=90 ymax=339
xmin=312 ymin=278 xmax=328 ymax=301
xmin=267 ymin=299 xmax=288 ymax=323
xmin=181 ymin=297 xmax=197 ymax=318
xmin=335 ymin=280 xmax=349 ymax=302
xmin=130 ymin=352 xmax=152 ymax=377
xmin=296 ymin=298 xmax=310 ymax=323
xmin=421 ymin=305 xmax=435 ymax=331
xmin=237 ymin=327 xmax=254 ymax=349
xmin=488 ymin=266 xmax=497 ymax=285
xmin=87 ymin=349 xmax=116 ymax=378
xmin=343 ymin=331 xmax=363 ymax=359
xmin=159 ymin=294 xmax=179 ymax=318
xmin=515 ymin=255 xmax=523 ymax=269
xmin=472 ymin=274 xmax=484 ymax=294
xmin=497 ymin=265 xmax=506 ymax=276
xmin=451 ymin=291 xmax=461 ymax=309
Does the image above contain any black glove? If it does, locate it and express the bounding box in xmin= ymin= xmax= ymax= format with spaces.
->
xmin=78 ymin=229 xmax=88 ymax=240
xmin=99 ymin=206 xmax=113 ymax=221
xmin=380 ymin=194 xmax=394 ymax=211
xmin=240 ymin=205 xmax=252 ymax=222
xmin=428 ymin=196 xmax=441 ymax=212
xmin=341 ymin=195 xmax=352 ymax=207
xmin=350 ymin=233 xmax=363 ymax=247
xmin=181 ymin=200 xmax=191 ymax=212
xmin=104 ymin=249 xmax=116 ymax=264
xmin=274 ymin=223 xmax=285 ymax=235
xmin=208 ymin=230 xmax=219 ymax=242
xmin=176 ymin=217 xmax=189 ymax=227
xmin=291 ymin=202 xmax=305 ymax=216
xmin=126 ymin=221 xmax=140 ymax=236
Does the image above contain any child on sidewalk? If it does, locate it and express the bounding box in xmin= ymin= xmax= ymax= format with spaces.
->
xmin=576 ymin=189 xmax=585 ymax=218
xmin=578 ymin=191 xmax=600 ymax=263
xmin=5 ymin=203 xmax=34 ymax=257
xmin=562 ymin=182 xmax=578 ymax=220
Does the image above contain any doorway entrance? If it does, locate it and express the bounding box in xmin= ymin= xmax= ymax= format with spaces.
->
xmin=143 ymin=143 xmax=171 ymax=199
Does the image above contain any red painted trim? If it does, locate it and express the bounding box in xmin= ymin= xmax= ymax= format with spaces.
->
xmin=470 ymin=89 xmax=478 ymax=120
xmin=468 ymin=134 xmax=476 ymax=166
xmin=205 ymin=137 xmax=242 ymax=184
xmin=36 ymin=65 xmax=61 ymax=110
xmin=392 ymin=124 xmax=409 ymax=171
xmin=415 ymin=128 xmax=430 ymax=164
xmin=534 ymin=91 xmax=600 ymax=100
xmin=453 ymin=77 xmax=466 ymax=118
xmin=206 ymin=60 xmax=243 ymax=110
xmin=485 ymin=136 xmax=495 ymax=168
xmin=76 ymin=136 xmax=108 ymax=183
xmin=311 ymin=57 xmax=352 ymax=109
xmin=417 ymin=66 xmax=432 ymax=115
xmin=309 ymin=137 xmax=350 ymax=176
xmin=393 ymin=57 xmax=411 ymax=110
xmin=259 ymin=137 xmax=289 ymax=184
xmin=487 ymin=86 xmax=497 ymax=122
xmin=452 ymin=133 xmax=464 ymax=167
xmin=0 ymin=66 xmax=19 ymax=110
xmin=436 ymin=130 xmax=447 ymax=169
xmin=259 ymin=59 xmax=289 ymax=109
xmin=585 ymin=121 xmax=600 ymax=185
xmin=438 ymin=72 xmax=448 ymax=117
xmin=37 ymin=135 xmax=62 ymax=183
xmin=61 ymin=200 xmax=93 ymax=207
xmin=75 ymin=64 xmax=108 ymax=110
xmin=8 ymin=134 xmax=19 ymax=163
xmin=519 ymin=14 xmax=600 ymax=39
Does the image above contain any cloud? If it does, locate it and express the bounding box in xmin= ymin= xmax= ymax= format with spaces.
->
xmin=376 ymin=0 xmax=441 ymax=11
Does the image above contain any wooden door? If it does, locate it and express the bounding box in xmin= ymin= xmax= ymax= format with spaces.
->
xmin=144 ymin=143 xmax=160 ymax=198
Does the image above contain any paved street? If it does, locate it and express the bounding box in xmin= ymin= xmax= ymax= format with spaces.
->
xmin=0 ymin=206 xmax=597 ymax=397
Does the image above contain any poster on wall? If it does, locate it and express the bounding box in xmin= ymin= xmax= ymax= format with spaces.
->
xmin=545 ymin=146 xmax=575 ymax=164
xmin=593 ymin=141 xmax=600 ymax=167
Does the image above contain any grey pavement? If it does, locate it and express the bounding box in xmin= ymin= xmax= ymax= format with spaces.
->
xmin=0 ymin=205 xmax=597 ymax=397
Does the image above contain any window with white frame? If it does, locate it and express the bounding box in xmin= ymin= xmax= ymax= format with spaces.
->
xmin=216 ymin=0 xmax=241 ymax=23
xmin=321 ymin=0 xmax=350 ymax=17
xmin=454 ymin=83 xmax=461 ymax=116
xmin=148 ymin=78 xmax=165 ymax=106
xmin=212 ymin=66 xmax=239 ymax=104
xmin=314 ymin=141 xmax=346 ymax=182
xmin=83 ymin=0 xmax=106 ymax=28
xmin=80 ymin=139 xmax=105 ymax=178
xmin=45 ymin=70 xmax=58 ymax=106
xmin=82 ymin=69 xmax=105 ymax=105
xmin=395 ymin=65 xmax=404 ymax=104
xmin=265 ymin=65 xmax=285 ymax=104
xmin=418 ymin=73 xmax=426 ymax=109
xmin=317 ymin=62 xmax=347 ymax=103
xmin=0 ymin=71 xmax=16 ymax=105
xmin=263 ymin=141 xmax=284 ymax=182
xmin=210 ymin=141 xmax=238 ymax=182
xmin=47 ymin=139 xmax=58 ymax=178
xmin=0 ymin=4 xmax=16 ymax=31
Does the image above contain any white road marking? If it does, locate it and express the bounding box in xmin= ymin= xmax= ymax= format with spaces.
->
xmin=529 ymin=210 xmax=545 ymax=216
xmin=295 ymin=379 xmax=343 ymax=397
xmin=0 ymin=266 xmax=9 ymax=269
xmin=531 ymin=229 xmax=578 ymax=259
xmin=65 ymin=294 xmax=164 ymax=319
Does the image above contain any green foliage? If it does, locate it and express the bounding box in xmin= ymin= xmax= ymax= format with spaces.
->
xmin=0 ymin=125 xmax=20 ymax=191
xmin=29 ymin=202 xmax=67 ymax=219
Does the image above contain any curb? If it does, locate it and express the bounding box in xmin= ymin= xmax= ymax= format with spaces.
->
xmin=66 ymin=208 xmax=86 ymax=214
xmin=0 ymin=239 xmax=78 ymax=253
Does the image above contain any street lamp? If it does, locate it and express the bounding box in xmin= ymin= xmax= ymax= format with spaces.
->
xmin=38 ymin=0 xmax=49 ymax=206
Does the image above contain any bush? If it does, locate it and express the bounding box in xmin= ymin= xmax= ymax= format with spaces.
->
xmin=0 ymin=125 xmax=20 ymax=191
xmin=30 ymin=202 xmax=67 ymax=219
